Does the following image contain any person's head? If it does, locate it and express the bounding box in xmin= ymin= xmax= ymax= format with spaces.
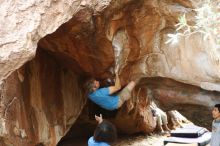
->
xmin=94 ymin=120 xmax=117 ymax=144
xmin=85 ymin=78 xmax=100 ymax=93
xmin=212 ymin=104 xmax=220 ymax=120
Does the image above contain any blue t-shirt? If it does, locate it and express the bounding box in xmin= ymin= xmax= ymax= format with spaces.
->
xmin=88 ymin=87 xmax=119 ymax=110
xmin=88 ymin=136 xmax=110 ymax=146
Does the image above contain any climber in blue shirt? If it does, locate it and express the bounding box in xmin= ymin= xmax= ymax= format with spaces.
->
xmin=85 ymin=74 xmax=136 ymax=110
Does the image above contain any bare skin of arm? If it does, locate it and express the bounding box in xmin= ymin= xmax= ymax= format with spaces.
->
xmin=95 ymin=114 xmax=103 ymax=124
xmin=109 ymin=73 xmax=121 ymax=94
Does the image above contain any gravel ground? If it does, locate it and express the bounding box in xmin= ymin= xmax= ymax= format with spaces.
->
xmin=114 ymin=134 xmax=167 ymax=146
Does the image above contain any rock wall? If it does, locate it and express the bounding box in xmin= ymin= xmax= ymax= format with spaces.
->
xmin=38 ymin=0 xmax=220 ymax=134
xmin=0 ymin=49 xmax=86 ymax=146
xmin=38 ymin=0 xmax=220 ymax=91
xmin=0 ymin=0 xmax=111 ymax=82
xmin=138 ymin=77 xmax=220 ymax=129
xmin=1 ymin=0 xmax=220 ymax=145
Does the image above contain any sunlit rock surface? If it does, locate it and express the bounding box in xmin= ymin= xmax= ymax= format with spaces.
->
xmin=1 ymin=0 xmax=220 ymax=145
xmin=0 ymin=0 xmax=111 ymax=82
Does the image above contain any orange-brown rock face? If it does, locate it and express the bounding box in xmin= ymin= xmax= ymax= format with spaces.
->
xmin=138 ymin=78 xmax=220 ymax=129
xmin=1 ymin=0 xmax=220 ymax=145
xmin=0 ymin=50 xmax=86 ymax=146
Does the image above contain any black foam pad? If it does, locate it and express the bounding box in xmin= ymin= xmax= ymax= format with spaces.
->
xmin=164 ymin=131 xmax=211 ymax=146
xmin=170 ymin=125 xmax=208 ymax=138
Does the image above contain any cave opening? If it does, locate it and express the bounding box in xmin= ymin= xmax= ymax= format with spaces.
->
xmin=20 ymin=42 xmax=216 ymax=145
xmin=20 ymin=42 xmax=119 ymax=146
xmin=2 ymin=0 xmax=220 ymax=146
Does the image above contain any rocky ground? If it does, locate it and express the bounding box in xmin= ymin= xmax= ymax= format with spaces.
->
xmin=114 ymin=134 xmax=211 ymax=146
xmin=72 ymin=134 xmax=167 ymax=146
xmin=114 ymin=134 xmax=167 ymax=146
xmin=73 ymin=132 xmax=211 ymax=146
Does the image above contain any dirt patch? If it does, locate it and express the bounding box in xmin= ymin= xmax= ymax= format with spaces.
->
xmin=114 ymin=134 xmax=167 ymax=146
